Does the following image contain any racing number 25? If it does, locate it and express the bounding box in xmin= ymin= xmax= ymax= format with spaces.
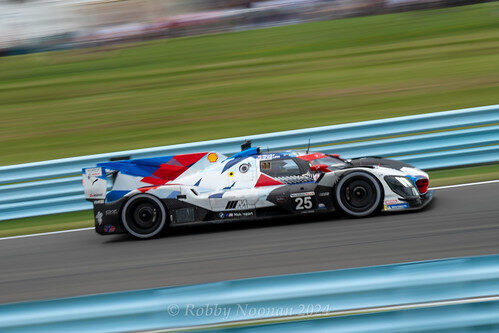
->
xmin=295 ymin=197 xmax=313 ymax=210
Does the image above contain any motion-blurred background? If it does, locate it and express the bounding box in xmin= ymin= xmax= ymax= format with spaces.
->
xmin=0 ymin=0 xmax=484 ymax=55
xmin=0 ymin=0 xmax=497 ymax=167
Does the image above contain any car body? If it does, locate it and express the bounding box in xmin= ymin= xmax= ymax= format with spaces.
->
xmin=82 ymin=147 xmax=433 ymax=238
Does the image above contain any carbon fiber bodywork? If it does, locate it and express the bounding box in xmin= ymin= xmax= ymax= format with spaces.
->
xmin=93 ymin=199 xmax=124 ymax=235
xmin=266 ymin=183 xmax=336 ymax=214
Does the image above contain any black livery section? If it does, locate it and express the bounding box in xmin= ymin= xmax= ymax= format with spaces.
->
xmin=93 ymin=183 xmax=337 ymax=236
xmin=93 ymin=199 xmax=124 ymax=235
xmin=266 ymin=183 xmax=335 ymax=214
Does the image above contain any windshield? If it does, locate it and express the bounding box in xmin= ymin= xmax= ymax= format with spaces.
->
xmin=260 ymin=158 xmax=304 ymax=177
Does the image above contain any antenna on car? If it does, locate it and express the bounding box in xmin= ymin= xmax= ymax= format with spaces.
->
xmin=306 ymin=139 xmax=311 ymax=154
xmin=241 ymin=140 xmax=252 ymax=151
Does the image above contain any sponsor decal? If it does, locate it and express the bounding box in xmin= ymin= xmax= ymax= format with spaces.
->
xmin=319 ymin=192 xmax=330 ymax=197
xmin=236 ymin=200 xmax=248 ymax=209
xmin=207 ymin=153 xmax=218 ymax=163
xmin=103 ymin=224 xmax=116 ymax=233
xmin=290 ymin=192 xmax=314 ymax=198
xmin=276 ymin=196 xmax=287 ymax=203
xmin=219 ymin=211 xmax=255 ymax=219
xmin=225 ymin=200 xmax=248 ymax=210
xmin=85 ymin=167 xmax=102 ymax=178
xmin=318 ymin=203 xmax=326 ymax=210
xmin=384 ymin=203 xmax=410 ymax=211
xmin=384 ymin=200 xmax=399 ymax=205
xmin=105 ymin=209 xmax=118 ymax=216
xmin=257 ymin=153 xmax=286 ymax=160
xmin=95 ymin=211 xmax=103 ymax=225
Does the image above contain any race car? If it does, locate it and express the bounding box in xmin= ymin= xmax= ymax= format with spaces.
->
xmin=82 ymin=146 xmax=433 ymax=239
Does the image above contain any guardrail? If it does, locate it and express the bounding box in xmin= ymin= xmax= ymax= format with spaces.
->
xmin=222 ymin=299 xmax=499 ymax=333
xmin=1 ymin=254 xmax=498 ymax=332
xmin=0 ymin=104 xmax=498 ymax=221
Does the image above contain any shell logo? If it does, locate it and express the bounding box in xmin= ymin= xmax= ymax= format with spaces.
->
xmin=207 ymin=153 xmax=218 ymax=163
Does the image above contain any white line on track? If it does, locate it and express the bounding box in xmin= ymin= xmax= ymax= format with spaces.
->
xmin=0 ymin=227 xmax=94 ymax=241
xmin=0 ymin=179 xmax=498 ymax=241
xmin=430 ymin=179 xmax=499 ymax=190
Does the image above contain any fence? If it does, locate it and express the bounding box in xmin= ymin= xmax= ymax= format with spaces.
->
xmin=0 ymin=104 xmax=498 ymax=221
xmin=0 ymin=254 xmax=498 ymax=332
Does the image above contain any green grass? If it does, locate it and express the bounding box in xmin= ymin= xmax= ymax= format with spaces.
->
xmin=0 ymin=2 xmax=498 ymax=165
xmin=1 ymin=164 xmax=497 ymax=238
xmin=0 ymin=211 xmax=93 ymax=238
xmin=428 ymin=163 xmax=499 ymax=187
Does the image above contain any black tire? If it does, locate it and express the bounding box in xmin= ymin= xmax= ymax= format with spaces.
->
xmin=121 ymin=194 xmax=167 ymax=239
xmin=335 ymin=171 xmax=382 ymax=217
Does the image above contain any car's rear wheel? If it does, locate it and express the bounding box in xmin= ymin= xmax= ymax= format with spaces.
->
xmin=335 ymin=171 xmax=382 ymax=217
xmin=121 ymin=194 xmax=167 ymax=239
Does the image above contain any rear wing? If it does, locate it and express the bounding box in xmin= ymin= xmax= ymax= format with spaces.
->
xmin=82 ymin=167 xmax=108 ymax=201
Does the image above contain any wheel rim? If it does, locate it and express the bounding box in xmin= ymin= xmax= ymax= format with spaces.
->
xmin=122 ymin=195 xmax=166 ymax=238
xmin=336 ymin=173 xmax=381 ymax=216
xmin=343 ymin=180 xmax=375 ymax=210
xmin=133 ymin=203 xmax=158 ymax=228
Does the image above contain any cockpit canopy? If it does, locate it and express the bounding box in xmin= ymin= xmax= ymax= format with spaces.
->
xmin=259 ymin=157 xmax=310 ymax=178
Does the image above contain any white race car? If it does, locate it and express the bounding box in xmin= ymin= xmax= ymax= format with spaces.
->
xmin=83 ymin=146 xmax=433 ymax=239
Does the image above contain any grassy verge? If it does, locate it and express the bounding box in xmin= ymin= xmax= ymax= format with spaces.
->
xmin=1 ymin=165 xmax=497 ymax=238
xmin=0 ymin=211 xmax=93 ymax=238
xmin=1 ymin=2 xmax=498 ymax=165
xmin=428 ymin=164 xmax=499 ymax=187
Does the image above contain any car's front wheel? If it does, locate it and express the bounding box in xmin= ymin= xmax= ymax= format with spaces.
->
xmin=335 ymin=171 xmax=382 ymax=217
xmin=121 ymin=194 xmax=167 ymax=239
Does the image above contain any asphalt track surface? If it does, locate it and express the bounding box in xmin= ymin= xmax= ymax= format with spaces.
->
xmin=1 ymin=182 xmax=498 ymax=304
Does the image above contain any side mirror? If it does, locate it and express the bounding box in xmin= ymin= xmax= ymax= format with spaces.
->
xmin=310 ymin=164 xmax=330 ymax=173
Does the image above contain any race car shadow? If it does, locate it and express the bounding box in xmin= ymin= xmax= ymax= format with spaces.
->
xmin=167 ymin=213 xmax=343 ymax=238
xmin=162 ymin=201 xmax=433 ymax=240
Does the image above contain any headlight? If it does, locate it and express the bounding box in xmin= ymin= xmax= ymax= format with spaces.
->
xmin=385 ymin=176 xmax=420 ymax=198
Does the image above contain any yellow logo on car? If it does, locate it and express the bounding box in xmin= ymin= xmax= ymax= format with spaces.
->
xmin=207 ymin=153 xmax=218 ymax=162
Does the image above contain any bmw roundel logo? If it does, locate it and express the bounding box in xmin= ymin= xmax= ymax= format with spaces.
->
xmin=219 ymin=212 xmax=225 ymax=219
